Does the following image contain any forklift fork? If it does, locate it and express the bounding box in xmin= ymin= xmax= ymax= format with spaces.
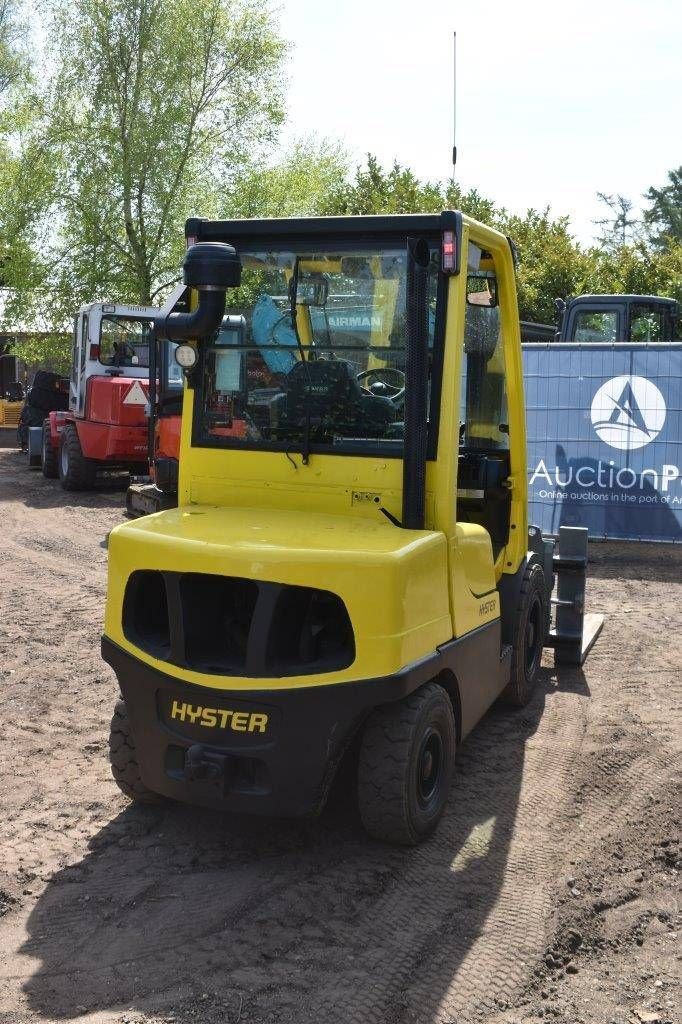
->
xmin=546 ymin=526 xmax=604 ymax=666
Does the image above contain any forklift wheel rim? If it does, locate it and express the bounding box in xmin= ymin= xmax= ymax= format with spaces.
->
xmin=416 ymin=726 xmax=444 ymax=809
xmin=60 ymin=440 xmax=69 ymax=476
xmin=525 ymin=595 xmax=543 ymax=676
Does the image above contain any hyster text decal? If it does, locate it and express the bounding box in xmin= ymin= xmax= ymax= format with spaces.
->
xmin=170 ymin=700 xmax=269 ymax=733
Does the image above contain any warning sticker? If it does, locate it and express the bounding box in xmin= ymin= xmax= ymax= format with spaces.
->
xmin=123 ymin=380 xmax=148 ymax=406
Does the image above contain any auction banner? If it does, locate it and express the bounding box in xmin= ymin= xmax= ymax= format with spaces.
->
xmin=523 ymin=344 xmax=682 ymax=542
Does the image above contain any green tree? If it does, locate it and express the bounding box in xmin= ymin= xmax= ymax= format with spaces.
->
xmin=226 ymin=138 xmax=349 ymax=218
xmin=444 ymin=181 xmax=501 ymax=225
xmin=643 ymin=166 xmax=682 ymax=247
xmin=0 ymin=0 xmax=24 ymax=94
xmin=593 ymin=191 xmax=639 ymax=251
xmin=0 ymin=3 xmax=54 ymax=345
xmin=340 ymin=156 xmax=589 ymax=325
xmin=341 ymin=156 xmax=505 ymax=223
xmin=504 ymin=208 xmax=588 ymax=324
xmin=580 ymin=240 xmax=682 ymax=304
xmin=341 ymin=155 xmax=444 ymax=215
xmin=28 ymin=0 xmax=287 ymax=318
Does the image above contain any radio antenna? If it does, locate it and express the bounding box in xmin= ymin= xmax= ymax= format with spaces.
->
xmin=452 ymin=31 xmax=457 ymax=178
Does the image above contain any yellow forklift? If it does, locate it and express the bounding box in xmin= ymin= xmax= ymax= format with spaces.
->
xmin=103 ymin=213 xmax=600 ymax=845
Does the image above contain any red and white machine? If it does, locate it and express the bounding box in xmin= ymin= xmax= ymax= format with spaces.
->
xmin=42 ymin=302 xmax=158 ymax=490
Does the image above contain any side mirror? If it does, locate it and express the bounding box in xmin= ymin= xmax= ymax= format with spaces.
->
xmin=464 ymin=304 xmax=500 ymax=362
xmin=467 ymin=274 xmax=498 ymax=308
xmin=291 ymin=274 xmax=329 ymax=308
xmin=465 ymin=273 xmax=500 ymax=362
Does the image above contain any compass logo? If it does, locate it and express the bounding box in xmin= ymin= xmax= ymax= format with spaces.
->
xmin=590 ymin=375 xmax=666 ymax=450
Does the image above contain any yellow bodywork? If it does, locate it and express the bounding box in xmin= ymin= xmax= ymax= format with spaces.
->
xmin=105 ymin=215 xmax=528 ymax=693
xmin=105 ymin=505 xmax=452 ymax=690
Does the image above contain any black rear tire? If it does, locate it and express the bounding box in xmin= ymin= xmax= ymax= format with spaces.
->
xmin=58 ymin=422 xmax=97 ymax=490
xmin=109 ymin=699 xmax=162 ymax=804
xmin=357 ymin=681 xmax=456 ymax=845
xmin=41 ymin=421 xmax=58 ymax=478
xmin=502 ymin=561 xmax=546 ymax=707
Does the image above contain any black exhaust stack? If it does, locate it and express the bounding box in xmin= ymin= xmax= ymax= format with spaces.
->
xmin=149 ymin=242 xmax=241 ymax=464
xmin=402 ymin=237 xmax=431 ymax=530
xmin=155 ymin=242 xmax=242 ymax=341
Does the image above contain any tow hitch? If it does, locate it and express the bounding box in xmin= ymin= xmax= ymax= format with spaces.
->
xmin=182 ymin=744 xmax=226 ymax=783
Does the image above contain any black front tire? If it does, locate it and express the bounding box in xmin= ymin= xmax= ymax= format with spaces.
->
xmin=41 ymin=421 xmax=59 ymax=478
xmin=357 ymin=682 xmax=456 ymax=845
xmin=58 ymin=422 xmax=96 ymax=490
xmin=503 ymin=561 xmax=546 ymax=707
xmin=109 ymin=699 xmax=162 ymax=804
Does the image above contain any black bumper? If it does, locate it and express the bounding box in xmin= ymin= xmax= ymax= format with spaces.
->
xmin=101 ymin=636 xmax=442 ymax=817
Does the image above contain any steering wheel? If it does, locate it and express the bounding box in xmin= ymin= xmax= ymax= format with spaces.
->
xmin=357 ymin=367 xmax=406 ymax=403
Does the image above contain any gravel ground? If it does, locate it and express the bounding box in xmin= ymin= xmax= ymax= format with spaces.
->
xmin=0 ymin=448 xmax=679 ymax=1024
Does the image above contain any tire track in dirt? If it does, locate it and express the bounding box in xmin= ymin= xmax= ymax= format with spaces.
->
xmin=302 ymin=681 xmax=590 ymax=1024
xmin=2 ymin=669 xmax=591 ymax=1024
xmin=1 ymin=452 xmax=680 ymax=1024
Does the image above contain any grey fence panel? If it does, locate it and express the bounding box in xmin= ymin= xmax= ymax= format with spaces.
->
xmin=523 ymin=343 xmax=682 ymax=542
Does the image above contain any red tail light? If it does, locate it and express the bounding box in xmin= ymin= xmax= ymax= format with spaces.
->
xmin=442 ymin=230 xmax=457 ymax=273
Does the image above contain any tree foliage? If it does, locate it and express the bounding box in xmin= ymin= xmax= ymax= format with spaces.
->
xmin=643 ymin=166 xmax=682 ymax=247
xmin=580 ymin=239 xmax=682 ymax=304
xmin=25 ymin=0 xmax=287 ymax=318
xmin=340 ymin=155 xmax=443 ymax=215
xmin=226 ymin=138 xmax=349 ymax=218
xmin=0 ymin=0 xmax=679 ymax=374
xmin=0 ymin=0 xmax=24 ymax=94
xmin=593 ymin=192 xmax=639 ymax=251
xmin=336 ymin=156 xmax=682 ymax=324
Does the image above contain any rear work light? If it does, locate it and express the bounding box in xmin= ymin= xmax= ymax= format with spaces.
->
xmin=442 ymin=230 xmax=457 ymax=273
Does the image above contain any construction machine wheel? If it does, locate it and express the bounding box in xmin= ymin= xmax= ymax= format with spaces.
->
xmin=357 ymin=681 xmax=456 ymax=846
xmin=58 ymin=422 xmax=96 ymax=490
xmin=109 ymin=699 xmax=162 ymax=804
xmin=503 ymin=561 xmax=546 ymax=707
xmin=41 ymin=421 xmax=58 ymax=479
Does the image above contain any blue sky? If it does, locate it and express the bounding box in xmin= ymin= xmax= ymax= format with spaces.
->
xmin=278 ymin=0 xmax=681 ymax=244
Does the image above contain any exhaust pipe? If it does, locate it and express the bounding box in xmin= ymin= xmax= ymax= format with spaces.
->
xmin=155 ymin=242 xmax=242 ymax=341
xmin=402 ymin=237 xmax=430 ymax=530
